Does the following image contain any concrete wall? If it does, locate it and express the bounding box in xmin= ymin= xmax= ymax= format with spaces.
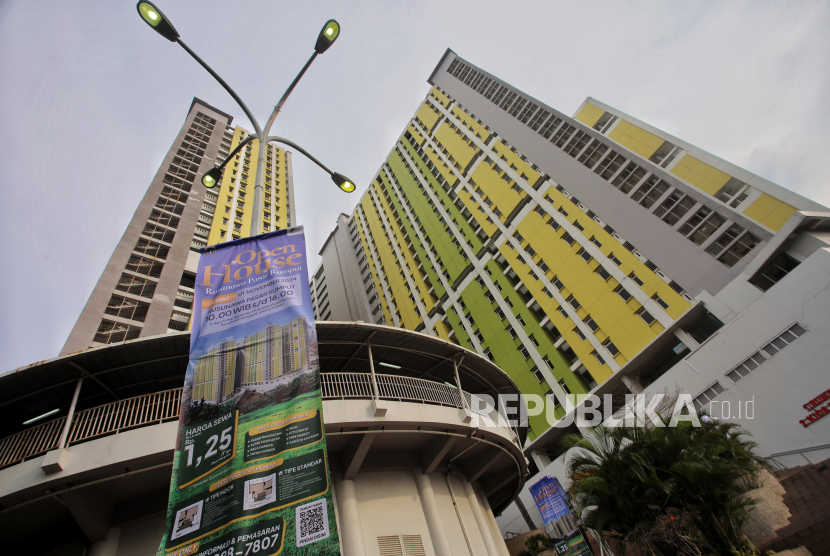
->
xmin=334 ymin=470 xmax=508 ymax=556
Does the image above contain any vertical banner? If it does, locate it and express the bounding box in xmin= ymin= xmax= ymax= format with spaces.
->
xmin=158 ymin=227 xmax=340 ymax=556
xmin=530 ymin=476 xmax=593 ymax=556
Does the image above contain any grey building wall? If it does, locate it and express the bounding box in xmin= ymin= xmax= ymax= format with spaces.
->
xmin=428 ymin=50 xmax=775 ymax=298
xmin=61 ymin=99 xmax=232 ymax=355
xmin=311 ymin=214 xmax=383 ymax=323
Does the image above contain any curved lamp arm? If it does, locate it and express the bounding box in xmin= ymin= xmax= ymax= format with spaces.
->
xmin=266 ymin=135 xmax=333 ymax=175
xmin=267 ymin=136 xmax=355 ymax=193
xmin=176 ymin=39 xmax=263 ymax=138
xmin=215 ymin=135 xmax=257 ymax=170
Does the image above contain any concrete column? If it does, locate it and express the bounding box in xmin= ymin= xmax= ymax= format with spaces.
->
xmin=476 ymin=486 xmax=510 ymax=556
xmin=88 ymin=527 xmax=120 ymax=556
xmin=332 ymin=473 xmax=367 ymax=556
xmin=674 ymin=329 xmax=700 ymax=351
xmin=621 ymin=375 xmax=643 ymax=395
xmin=462 ymin=478 xmax=501 ymax=556
xmin=412 ymin=471 xmax=453 ymax=556
xmin=529 ymin=450 xmax=552 ymax=471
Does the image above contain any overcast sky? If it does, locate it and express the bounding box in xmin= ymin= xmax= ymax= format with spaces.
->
xmin=1 ymin=0 xmax=829 ymax=372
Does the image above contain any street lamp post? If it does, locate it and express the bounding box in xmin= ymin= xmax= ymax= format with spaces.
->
xmin=136 ymin=2 xmax=355 ymax=237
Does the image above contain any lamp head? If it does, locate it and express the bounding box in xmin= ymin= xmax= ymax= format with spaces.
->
xmin=201 ymin=167 xmax=223 ymax=189
xmin=314 ymin=19 xmax=340 ymax=54
xmin=331 ymin=172 xmax=355 ymax=193
xmin=136 ymin=1 xmax=180 ymax=42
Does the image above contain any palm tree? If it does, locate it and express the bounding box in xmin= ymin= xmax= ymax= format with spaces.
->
xmin=558 ymin=414 xmax=765 ymax=555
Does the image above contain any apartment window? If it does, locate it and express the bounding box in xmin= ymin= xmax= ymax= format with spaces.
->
xmin=637 ymin=179 xmax=670 ymax=209
xmin=611 ymin=162 xmax=646 ymax=194
xmin=652 ymin=191 xmax=682 ymax=219
xmin=727 ymin=351 xmax=768 ymax=383
xmin=474 ymin=330 xmax=484 ymax=343
xmin=134 ymin=237 xmax=169 ymax=259
xmin=538 ymin=116 xmax=563 ymax=139
xmin=693 ymin=382 xmax=725 ymax=411
xmin=662 ymin=196 xmax=696 ymax=226
xmin=105 ymin=294 xmax=150 ymax=322
xmin=749 ymin=252 xmax=799 ymax=292
xmin=551 ymin=124 xmax=576 ymax=147
xmin=683 ymin=211 xmax=727 ymax=245
xmin=651 ymin=294 xmax=668 ymax=310
xmin=603 ymin=339 xmax=620 ymax=356
xmin=705 ymin=224 xmax=745 ymax=257
xmin=577 ymin=248 xmax=592 ymax=263
xmin=562 ymin=233 xmax=575 ymax=245
xmin=594 ymin=151 xmax=626 ymax=180
xmin=531 ymin=366 xmax=545 ymax=382
xmin=719 ymin=232 xmax=761 ymax=268
xmin=557 ymin=206 xmax=569 ymax=217
xmin=593 ymin=351 xmax=606 ymax=366
xmin=609 ymin=253 xmax=622 ymax=266
xmin=637 ymin=307 xmax=655 ymax=325
xmin=519 ymin=346 xmax=530 ymax=359
xmin=573 ymin=220 xmax=585 ymax=232
xmin=548 ymin=218 xmax=560 ymax=231
xmin=529 ymin=333 xmax=539 ymax=347
xmin=505 ymin=297 xmax=514 ymax=308
xmin=557 ymin=307 xmax=569 ymax=319
xmin=558 ymin=380 xmax=571 ymax=395
xmin=563 ymin=131 xmax=591 ymax=156
xmin=589 ymin=236 xmax=602 ymax=248
xmin=115 ymin=276 xmax=155 ymax=302
xmin=125 ymin=254 xmax=163 ymax=278
xmin=484 ymin=348 xmax=494 ymax=361
xmin=93 ymin=319 xmax=142 ymax=344
xmin=543 ymin=355 xmax=555 ymax=370
xmin=573 ymin=327 xmax=586 ymax=341
xmin=141 ymin=223 xmax=175 ymax=243
xmin=516 ymin=314 xmax=526 ymax=326
xmin=507 ymin=325 xmax=518 ymax=339
xmin=614 ymin=285 xmax=632 ymax=301
xmin=584 ymin=316 xmax=599 ymax=332
xmin=629 ymin=272 xmax=644 ymax=286
xmin=496 ymin=308 xmax=506 ymax=320
xmin=595 ymin=266 xmax=611 ymax=281
xmin=762 ymin=323 xmax=807 ymax=358
xmin=578 ymin=140 xmax=608 ymax=169
xmin=552 ymin=277 xmax=565 ymax=291
xmin=566 ymin=295 xmax=581 ymax=310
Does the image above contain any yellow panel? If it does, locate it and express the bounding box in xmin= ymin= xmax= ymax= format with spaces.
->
xmin=608 ymin=120 xmax=664 ymax=160
xmin=742 ymin=193 xmax=798 ymax=232
xmin=669 ymin=155 xmax=731 ymax=196
xmin=415 ymin=102 xmax=440 ymax=132
xmin=574 ymin=103 xmax=605 ymax=129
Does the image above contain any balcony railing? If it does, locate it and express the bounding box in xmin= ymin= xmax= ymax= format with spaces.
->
xmin=0 ymin=388 xmax=181 ymax=470
xmin=0 ymin=374 xmax=508 ymax=470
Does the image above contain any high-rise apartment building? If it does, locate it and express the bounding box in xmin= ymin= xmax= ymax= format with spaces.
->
xmin=61 ymin=98 xmax=295 ymax=355
xmin=310 ymin=213 xmax=384 ymax=324
xmin=314 ymin=49 xmax=827 ymax=445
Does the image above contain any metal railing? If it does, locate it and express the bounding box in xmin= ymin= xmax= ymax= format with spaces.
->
xmin=321 ymin=372 xmax=509 ymax=427
xmin=0 ymin=374 xmax=510 ymax=470
xmin=0 ymin=388 xmax=182 ymax=469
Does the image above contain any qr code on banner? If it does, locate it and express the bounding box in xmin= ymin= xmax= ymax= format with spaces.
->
xmin=295 ymin=498 xmax=330 ymax=547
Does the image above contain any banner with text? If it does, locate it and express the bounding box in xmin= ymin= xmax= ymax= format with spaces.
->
xmin=158 ymin=227 xmax=340 ymax=556
xmin=530 ymin=476 xmax=593 ymax=556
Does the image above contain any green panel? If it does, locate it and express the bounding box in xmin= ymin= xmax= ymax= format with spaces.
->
xmin=377 ymin=172 xmax=447 ymax=300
